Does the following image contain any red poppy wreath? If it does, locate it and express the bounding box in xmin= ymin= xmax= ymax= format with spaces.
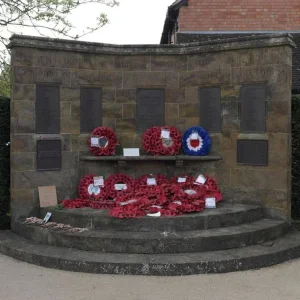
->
xmin=142 ymin=126 xmax=182 ymax=155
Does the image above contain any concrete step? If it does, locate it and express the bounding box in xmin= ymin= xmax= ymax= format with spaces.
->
xmin=13 ymin=219 xmax=287 ymax=253
xmin=1 ymin=230 xmax=300 ymax=275
xmin=39 ymin=203 xmax=262 ymax=232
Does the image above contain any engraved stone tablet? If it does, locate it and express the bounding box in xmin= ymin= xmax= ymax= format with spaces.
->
xmin=199 ymin=87 xmax=221 ymax=132
xmin=80 ymin=88 xmax=102 ymax=133
xmin=37 ymin=140 xmax=62 ymax=171
xmin=36 ymin=85 xmax=60 ymax=134
xmin=237 ymin=140 xmax=268 ymax=166
xmin=241 ymin=85 xmax=266 ymax=133
xmin=136 ymin=89 xmax=164 ymax=133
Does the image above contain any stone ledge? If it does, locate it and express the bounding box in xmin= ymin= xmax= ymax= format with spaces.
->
xmin=80 ymin=155 xmax=222 ymax=161
xmin=8 ymin=33 xmax=296 ymax=55
xmin=80 ymin=155 xmax=222 ymax=167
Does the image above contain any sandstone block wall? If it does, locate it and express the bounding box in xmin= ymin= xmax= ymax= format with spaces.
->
xmin=9 ymin=34 xmax=294 ymax=223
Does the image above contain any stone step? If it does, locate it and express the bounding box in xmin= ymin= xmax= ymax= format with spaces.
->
xmin=13 ymin=219 xmax=287 ymax=253
xmin=40 ymin=203 xmax=263 ymax=232
xmin=1 ymin=230 xmax=300 ymax=275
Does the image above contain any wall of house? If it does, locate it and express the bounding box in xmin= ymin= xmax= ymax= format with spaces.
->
xmin=9 ymin=34 xmax=293 ymax=225
xmin=178 ymin=0 xmax=300 ymax=32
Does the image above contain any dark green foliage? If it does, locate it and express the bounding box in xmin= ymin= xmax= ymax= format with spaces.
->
xmin=0 ymin=96 xmax=10 ymax=229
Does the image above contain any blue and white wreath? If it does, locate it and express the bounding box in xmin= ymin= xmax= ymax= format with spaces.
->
xmin=182 ymin=126 xmax=211 ymax=156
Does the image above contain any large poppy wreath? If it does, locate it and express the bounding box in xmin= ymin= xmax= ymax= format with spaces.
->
xmin=182 ymin=126 xmax=211 ymax=156
xmin=78 ymin=174 xmax=107 ymax=200
xmin=142 ymin=126 xmax=182 ymax=156
xmin=88 ymin=127 xmax=118 ymax=156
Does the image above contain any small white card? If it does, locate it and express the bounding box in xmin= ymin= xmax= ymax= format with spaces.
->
xmin=178 ymin=177 xmax=187 ymax=183
xmin=123 ymin=148 xmax=140 ymax=157
xmin=173 ymin=201 xmax=182 ymax=205
xmin=161 ymin=129 xmax=170 ymax=139
xmin=114 ymin=184 xmax=127 ymax=191
xmin=120 ymin=199 xmax=137 ymax=206
xmin=91 ymin=137 xmax=99 ymax=147
xmin=147 ymin=212 xmax=161 ymax=217
xmin=191 ymin=133 xmax=198 ymax=140
xmin=94 ymin=176 xmax=104 ymax=187
xmin=43 ymin=212 xmax=52 ymax=223
xmin=147 ymin=178 xmax=157 ymax=186
xmin=195 ymin=174 xmax=206 ymax=185
xmin=205 ymin=197 xmax=216 ymax=209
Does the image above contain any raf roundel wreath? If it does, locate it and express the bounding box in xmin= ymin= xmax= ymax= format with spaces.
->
xmin=88 ymin=127 xmax=118 ymax=156
xmin=182 ymin=126 xmax=211 ymax=156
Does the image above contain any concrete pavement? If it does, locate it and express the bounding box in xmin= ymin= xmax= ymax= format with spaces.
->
xmin=1 ymin=253 xmax=300 ymax=300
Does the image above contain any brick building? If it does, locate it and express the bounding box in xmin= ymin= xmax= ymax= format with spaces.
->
xmin=160 ymin=0 xmax=300 ymax=92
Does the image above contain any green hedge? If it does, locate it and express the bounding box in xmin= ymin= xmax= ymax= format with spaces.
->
xmin=0 ymin=96 xmax=10 ymax=229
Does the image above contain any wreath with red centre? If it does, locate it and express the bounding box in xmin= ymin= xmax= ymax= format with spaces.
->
xmin=182 ymin=126 xmax=211 ymax=156
xmin=88 ymin=127 xmax=118 ymax=156
xmin=78 ymin=174 xmax=107 ymax=200
xmin=142 ymin=126 xmax=182 ymax=155
xmin=105 ymin=173 xmax=135 ymax=199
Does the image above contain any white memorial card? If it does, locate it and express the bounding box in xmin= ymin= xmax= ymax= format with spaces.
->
xmin=43 ymin=212 xmax=52 ymax=223
xmin=114 ymin=184 xmax=127 ymax=191
xmin=147 ymin=212 xmax=161 ymax=217
xmin=195 ymin=174 xmax=206 ymax=185
xmin=147 ymin=178 xmax=157 ymax=186
xmin=178 ymin=177 xmax=187 ymax=183
xmin=191 ymin=132 xmax=198 ymax=140
xmin=205 ymin=197 xmax=216 ymax=209
xmin=91 ymin=137 xmax=99 ymax=147
xmin=161 ymin=129 xmax=170 ymax=139
xmin=94 ymin=176 xmax=104 ymax=187
xmin=123 ymin=148 xmax=140 ymax=157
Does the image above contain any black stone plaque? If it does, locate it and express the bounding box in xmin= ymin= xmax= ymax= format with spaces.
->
xmin=237 ymin=140 xmax=268 ymax=166
xmin=199 ymin=87 xmax=221 ymax=132
xmin=241 ymin=85 xmax=266 ymax=133
xmin=80 ymin=88 xmax=102 ymax=133
xmin=37 ymin=140 xmax=62 ymax=171
xmin=136 ymin=89 xmax=165 ymax=133
xmin=36 ymin=84 xmax=60 ymax=134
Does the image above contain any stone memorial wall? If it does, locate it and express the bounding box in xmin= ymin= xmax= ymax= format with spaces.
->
xmin=9 ymin=34 xmax=294 ymax=224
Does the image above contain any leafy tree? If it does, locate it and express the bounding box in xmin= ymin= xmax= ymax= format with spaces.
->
xmin=0 ymin=0 xmax=119 ymax=95
xmin=0 ymin=63 xmax=10 ymax=97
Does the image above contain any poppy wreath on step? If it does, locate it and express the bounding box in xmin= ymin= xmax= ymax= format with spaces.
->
xmin=105 ymin=173 xmax=135 ymax=199
xmin=88 ymin=127 xmax=118 ymax=156
xmin=182 ymin=126 xmax=211 ymax=156
xmin=78 ymin=174 xmax=107 ymax=200
xmin=142 ymin=126 xmax=182 ymax=155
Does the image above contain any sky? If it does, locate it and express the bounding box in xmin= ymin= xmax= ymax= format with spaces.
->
xmin=8 ymin=0 xmax=175 ymax=45
xmin=70 ymin=0 xmax=174 ymax=44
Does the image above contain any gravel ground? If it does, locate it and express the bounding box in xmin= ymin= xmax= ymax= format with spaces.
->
xmin=1 ymin=254 xmax=300 ymax=300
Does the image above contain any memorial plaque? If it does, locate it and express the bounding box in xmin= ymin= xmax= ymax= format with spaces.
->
xmin=241 ymin=85 xmax=266 ymax=133
xmin=199 ymin=87 xmax=221 ymax=132
xmin=136 ymin=89 xmax=164 ymax=133
xmin=80 ymin=88 xmax=102 ymax=133
xmin=36 ymin=85 xmax=60 ymax=134
xmin=37 ymin=140 xmax=62 ymax=171
xmin=237 ymin=140 xmax=268 ymax=166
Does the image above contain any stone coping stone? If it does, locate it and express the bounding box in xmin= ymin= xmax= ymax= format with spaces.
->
xmin=79 ymin=155 xmax=222 ymax=161
xmin=8 ymin=33 xmax=296 ymax=55
xmin=1 ymin=230 xmax=300 ymax=275
xmin=13 ymin=219 xmax=288 ymax=254
xmin=40 ymin=203 xmax=263 ymax=232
